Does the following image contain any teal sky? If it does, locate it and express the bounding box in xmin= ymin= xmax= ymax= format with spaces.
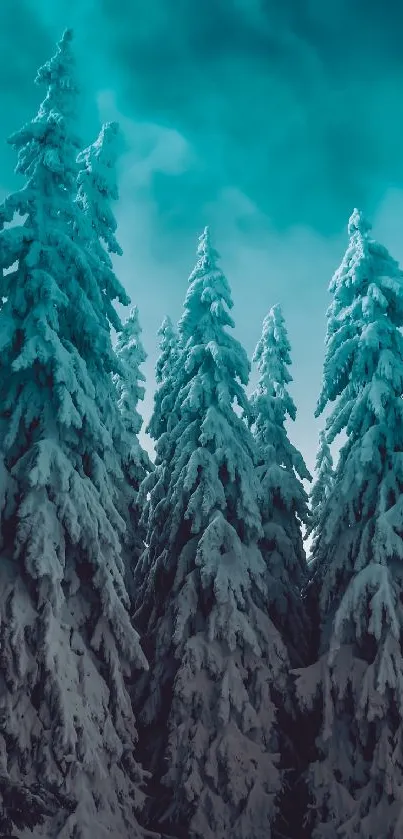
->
xmin=1 ymin=0 xmax=403 ymax=470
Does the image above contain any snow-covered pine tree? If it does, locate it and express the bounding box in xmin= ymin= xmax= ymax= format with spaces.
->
xmin=306 ymin=430 xmax=334 ymax=544
xmin=250 ymin=304 xmax=311 ymax=665
xmin=114 ymin=306 xmax=153 ymax=601
xmin=0 ymin=30 xmax=149 ymax=839
xmin=76 ymin=121 xmax=152 ymax=603
xmin=294 ymin=208 xmax=403 ymax=839
xmin=76 ymin=119 xmax=129 ymax=330
xmin=115 ymin=305 xmax=152 ymax=498
xmin=76 ymin=120 xmax=135 ymax=498
xmin=249 ymin=304 xmax=311 ymax=839
xmin=155 ymin=315 xmax=178 ymax=380
xmin=133 ymin=228 xmax=290 ymax=839
xmin=146 ymin=314 xmax=180 ymax=445
xmin=304 ymin=430 xmax=335 ymax=674
xmin=134 ymin=315 xmax=180 ymax=600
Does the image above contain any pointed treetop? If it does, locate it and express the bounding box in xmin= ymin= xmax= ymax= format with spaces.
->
xmin=317 ymin=428 xmax=332 ymax=459
xmin=251 ymin=304 xmax=311 ymax=483
xmin=77 ymin=121 xmax=121 ymax=202
xmin=254 ymin=305 xmax=292 ymax=366
xmin=155 ymin=315 xmax=178 ymax=384
xmin=317 ymin=208 xmax=403 ymax=420
xmin=158 ymin=314 xmax=174 ymax=336
xmin=180 ymin=226 xmax=236 ymax=348
xmin=347 ymin=207 xmax=372 ymax=237
xmin=195 ymin=224 xmax=221 ymax=268
xmin=119 ymin=305 xmax=143 ymax=341
xmin=146 ymin=315 xmax=179 ymax=444
xmin=34 ymin=29 xmax=78 ymax=120
xmin=250 ymin=305 xmax=311 ymax=657
xmin=79 ymin=121 xmax=121 ymax=170
xmin=95 ymin=121 xmax=121 ymax=167
xmin=197 ymin=224 xmax=211 ymax=252
xmin=170 ymin=227 xmax=260 ymax=540
xmin=76 ymin=120 xmax=126 ymax=280
xmin=115 ymin=305 xmax=148 ymax=439
xmin=2 ymin=29 xmax=81 ymax=219
xmin=253 ymin=304 xmax=293 ymax=410
xmin=61 ymin=27 xmax=74 ymax=43
xmin=101 ymin=119 xmax=119 ymax=139
xmin=306 ymin=429 xmax=334 ymax=538
xmin=115 ymin=307 xmax=146 ymax=376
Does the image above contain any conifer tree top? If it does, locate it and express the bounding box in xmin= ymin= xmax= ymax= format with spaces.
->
xmin=77 ymin=120 xmax=124 ymax=258
xmin=175 ymin=226 xmax=260 ymax=540
xmin=179 ymin=225 xmax=240 ymax=349
xmin=251 ymin=304 xmax=311 ymax=483
xmin=145 ymin=315 xmax=179 ymax=445
xmin=307 ymin=429 xmax=334 ymax=539
xmin=1 ymin=28 xmax=80 ymax=228
xmin=115 ymin=305 xmax=152 ymax=482
xmin=347 ymin=206 xmax=372 ymax=236
xmin=159 ymin=314 xmax=174 ymax=334
xmin=75 ymin=119 xmax=129 ymax=334
xmin=311 ymin=430 xmax=333 ymax=495
xmin=311 ymin=207 xmax=403 ymax=619
xmin=35 ymin=28 xmax=78 ymax=120
xmin=316 ymin=206 xmax=403 ymax=427
xmin=250 ymin=304 xmax=310 ymax=658
xmin=116 ymin=304 xmax=146 ymax=369
xmin=142 ymin=226 xmax=262 ymax=557
xmin=115 ymin=305 xmax=147 ymax=411
xmin=252 ymin=304 xmax=295 ymax=418
xmin=155 ymin=315 xmax=178 ymax=385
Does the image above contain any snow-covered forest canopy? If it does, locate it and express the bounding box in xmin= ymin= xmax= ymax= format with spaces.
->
xmin=0 ymin=29 xmax=402 ymax=839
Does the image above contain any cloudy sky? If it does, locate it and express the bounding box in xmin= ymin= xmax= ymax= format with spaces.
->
xmin=1 ymin=0 xmax=403 ymax=470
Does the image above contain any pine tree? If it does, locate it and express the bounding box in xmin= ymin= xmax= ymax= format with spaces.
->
xmin=134 ymin=315 xmax=180 ymax=595
xmin=146 ymin=314 xmax=180 ymax=444
xmin=307 ymin=430 xmax=334 ymax=544
xmin=114 ymin=306 xmax=153 ymax=600
xmin=250 ymin=305 xmax=312 ymax=839
xmin=76 ymin=120 xmax=134 ymax=493
xmin=294 ymin=209 xmax=403 ymax=838
xmin=115 ymin=306 xmax=152 ymax=494
xmin=76 ymin=119 xmax=129 ymax=330
xmin=0 ymin=30 xmax=149 ymax=839
xmin=133 ymin=228 xmax=290 ymax=839
xmin=76 ymin=121 xmax=152 ymax=604
xmin=250 ymin=304 xmax=311 ymax=666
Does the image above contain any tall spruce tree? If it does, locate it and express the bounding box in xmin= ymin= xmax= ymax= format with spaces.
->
xmin=294 ymin=209 xmax=403 ymax=838
xmin=146 ymin=315 xmax=179 ymax=444
xmin=307 ymin=430 xmax=334 ymax=546
xmin=115 ymin=306 xmax=152 ymax=495
xmin=250 ymin=305 xmax=311 ymax=839
xmin=135 ymin=315 xmax=180 ymax=594
xmin=133 ymin=228 xmax=290 ymax=839
xmin=76 ymin=120 xmax=152 ymax=593
xmin=76 ymin=119 xmax=129 ymax=330
xmin=250 ymin=304 xmax=311 ymax=666
xmin=114 ymin=306 xmax=153 ymax=601
xmin=0 ymin=31 xmax=149 ymax=839
xmin=76 ymin=120 xmax=136 ymax=507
